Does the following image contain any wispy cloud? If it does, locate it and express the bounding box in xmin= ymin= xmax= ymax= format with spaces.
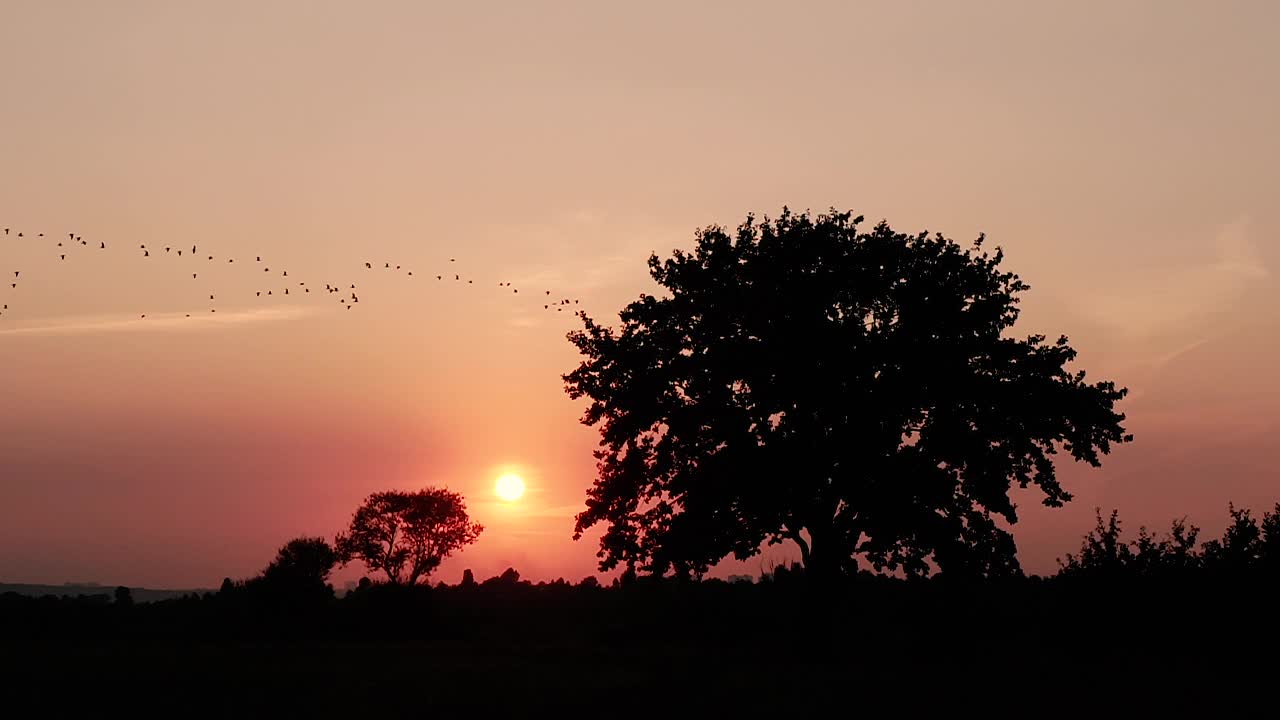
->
xmin=0 ymin=306 xmax=318 ymax=336
xmin=1074 ymin=217 xmax=1270 ymax=342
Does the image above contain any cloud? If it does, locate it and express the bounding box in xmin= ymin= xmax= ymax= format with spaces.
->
xmin=0 ymin=306 xmax=317 ymax=336
xmin=1211 ymin=218 xmax=1269 ymax=280
xmin=1072 ymin=217 xmax=1269 ymax=343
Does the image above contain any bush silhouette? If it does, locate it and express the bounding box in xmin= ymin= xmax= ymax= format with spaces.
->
xmin=261 ymin=536 xmax=338 ymax=588
xmin=1059 ymin=503 xmax=1280 ymax=580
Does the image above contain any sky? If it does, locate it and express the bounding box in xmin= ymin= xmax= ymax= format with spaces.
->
xmin=1 ymin=0 xmax=1277 ymax=588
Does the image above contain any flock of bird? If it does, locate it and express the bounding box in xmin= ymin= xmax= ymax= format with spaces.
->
xmin=1 ymin=225 xmax=583 ymax=323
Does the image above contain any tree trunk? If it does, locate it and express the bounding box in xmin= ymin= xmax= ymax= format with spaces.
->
xmin=789 ymin=530 xmax=811 ymax=569
xmin=804 ymin=526 xmax=848 ymax=584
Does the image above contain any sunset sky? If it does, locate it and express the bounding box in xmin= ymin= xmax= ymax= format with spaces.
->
xmin=1 ymin=1 xmax=1277 ymax=588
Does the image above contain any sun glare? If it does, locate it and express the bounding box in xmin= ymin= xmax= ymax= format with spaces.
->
xmin=495 ymin=473 xmax=526 ymax=502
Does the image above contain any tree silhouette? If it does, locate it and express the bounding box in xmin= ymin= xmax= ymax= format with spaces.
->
xmin=1201 ymin=504 xmax=1263 ymax=573
xmin=335 ymin=488 xmax=483 ymax=585
xmin=261 ymin=536 xmax=339 ymax=588
xmin=1057 ymin=509 xmax=1135 ymax=578
xmin=565 ymin=208 xmax=1132 ymax=580
xmin=1261 ymin=504 xmax=1280 ymax=572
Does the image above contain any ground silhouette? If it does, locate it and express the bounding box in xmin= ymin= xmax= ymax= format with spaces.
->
xmin=2 ymin=505 xmax=1277 ymax=713
xmin=565 ymin=208 xmax=1132 ymax=581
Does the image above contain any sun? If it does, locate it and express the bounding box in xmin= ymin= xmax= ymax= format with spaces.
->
xmin=495 ymin=473 xmax=526 ymax=502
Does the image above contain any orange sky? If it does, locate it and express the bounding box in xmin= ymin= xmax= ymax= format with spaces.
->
xmin=1 ymin=1 xmax=1277 ymax=587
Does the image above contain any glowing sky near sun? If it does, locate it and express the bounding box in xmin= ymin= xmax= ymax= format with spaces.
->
xmin=1 ymin=1 xmax=1277 ymax=587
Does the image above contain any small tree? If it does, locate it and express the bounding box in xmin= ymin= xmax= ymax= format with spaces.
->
xmin=335 ymin=488 xmax=483 ymax=585
xmin=261 ymin=536 xmax=339 ymax=588
xmin=1058 ymin=509 xmax=1132 ymax=578
xmin=1261 ymin=504 xmax=1280 ymax=571
xmin=1201 ymin=504 xmax=1263 ymax=573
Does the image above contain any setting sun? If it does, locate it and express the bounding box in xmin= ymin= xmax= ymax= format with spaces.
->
xmin=495 ymin=474 xmax=526 ymax=502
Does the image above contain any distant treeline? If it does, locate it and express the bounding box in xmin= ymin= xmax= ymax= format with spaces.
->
xmin=3 ymin=502 xmax=1278 ymax=616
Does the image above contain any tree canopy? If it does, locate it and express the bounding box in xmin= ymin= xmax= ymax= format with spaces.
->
xmin=261 ymin=536 xmax=339 ymax=588
xmin=335 ymin=488 xmax=483 ymax=585
xmin=564 ymin=208 xmax=1132 ymax=579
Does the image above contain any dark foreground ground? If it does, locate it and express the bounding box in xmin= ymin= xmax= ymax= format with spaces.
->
xmin=2 ymin=576 xmax=1275 ymax=716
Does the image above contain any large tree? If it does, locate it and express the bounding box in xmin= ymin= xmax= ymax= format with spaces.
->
xmin=335 ymin=488 xmax=483 ymax=585
xmin=564 ymin=209 xmax=1132 ymax=579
